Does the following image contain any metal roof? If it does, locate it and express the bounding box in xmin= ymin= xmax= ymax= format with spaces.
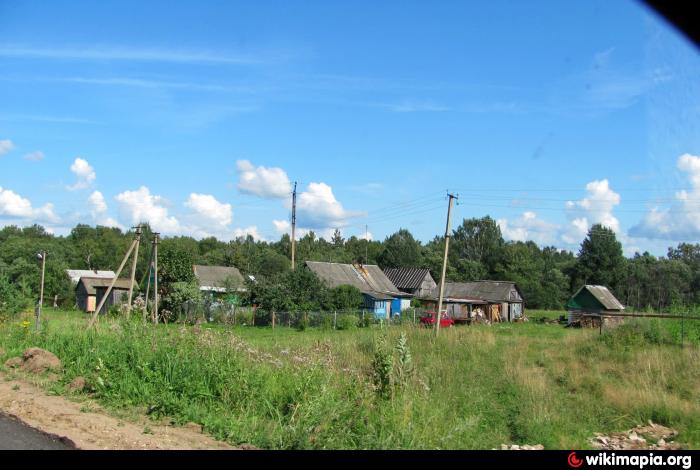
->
xmin=305 ymin=261 xmax=407 ymax=298
xmin=193 ymin=265 xmax=246 ymax=291
xmin=77 ymin=277 xmax=134 ymax=295
xmin=66 ymin=269 xmax=116 ymax=284
xmin=573 ymin=285 xmax=625 ymax=311
xmin=383 ymin=268 xmax=433 ymax=290
xmin=428 ymin=281 xmax=523 ymax=302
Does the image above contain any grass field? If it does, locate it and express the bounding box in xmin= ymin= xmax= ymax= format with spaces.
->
xmin=1 ymin=308 xmax=699 ymax=449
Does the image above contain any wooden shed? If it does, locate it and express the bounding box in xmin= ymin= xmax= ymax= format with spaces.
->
xmin=383 ymin=267 xmax=437 ymax=313
xmin=76 ymin=277 xmax=134 ymax=314
xmin=567 ymin=285 xmax=624 ymax=326
xmin=193 ymin=265 xmax=247 ymax=303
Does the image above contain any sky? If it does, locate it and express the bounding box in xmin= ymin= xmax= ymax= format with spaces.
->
xmin=1 ymin=0 xmax=699 ymax=256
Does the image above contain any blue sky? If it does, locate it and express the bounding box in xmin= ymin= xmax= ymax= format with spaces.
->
xmin=1 ymin=0 xmax=699 ymax=255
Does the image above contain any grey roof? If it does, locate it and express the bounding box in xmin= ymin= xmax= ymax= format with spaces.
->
xmin=428 ymin=281 xmax=523 ymax=303
xmin=578 ymin=285 xmax=625 ymax=310
xmin=66 ymin=269 xmax=116 ymax=284
xmin=193 ymin=265 xmax=246 ymax=291
xmin=77 ymin=277 xmax=134 ymax=295
xmin=305 ymin=261 xmax=407 ymax=298
xmin=383 ymin=268 xmax=433 ymax=290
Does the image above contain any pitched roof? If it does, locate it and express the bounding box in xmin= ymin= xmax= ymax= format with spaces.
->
xmin=428 ymin=281 xmax=523 ymax=302
xmin=305 ymin=261 xmax=407 ymax=298
xmin=77 ymin=277 xmax=134 ymax=295
xmin=193 ymin=265 xmax=245 ymax=291
xmin=571 ymin=285 xmax=625 ymax=311
xmin=66 ymin=269 xmax=116 ymax=284
xmin=383 ymin=268 xmax=433 ymax=290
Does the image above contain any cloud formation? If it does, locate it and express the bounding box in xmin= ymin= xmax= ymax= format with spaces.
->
xmin=630 ymin=154 xmax=700 ymax=240
xmin=497 ymin=211 xmax=559 ymax=246
xmin=23 ymin=151 xmax=45 ymax=161
xmin=296 ymin=182 xmax=363 ymax=229
xmin=88 ymin=191 xmax=120 ymax=228
xmin=0 ymin=139 xmax=15 ymax=155
xmin=236 ymin=160 xmax=292 ymax=199
xmin=67 ymin=157 xmax=96 ymax=190
xmin=561 ymin=179 xmax=620 ymax=244
xmin=0 ymin=186 xmax=58 ymax=223
xmin=115 ymin=186 xmax=181 ymax=233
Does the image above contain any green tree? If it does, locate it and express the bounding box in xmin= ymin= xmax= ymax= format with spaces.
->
xmin=378 ymin=229 xmax=423 ymax=268
xmin=573 ymin=224 xmax=625 ymax=295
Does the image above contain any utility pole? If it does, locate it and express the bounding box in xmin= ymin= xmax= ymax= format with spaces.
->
xmin=36 ymin=251 xmax=46 ymax=332
xmin=89 ymin=230 xmax=140 ymax=327
xmin=291 ymin=181 xmax=297 ymax=271
xmin=365 ymin=224 xmax=369 ymax=265
xmin=126 ymin=225 xmax=142 ymax=316
xmin=153 ymin=232 xmax=159 ymax=324
xmin=435 ymin=193 xmax=458 ymax=336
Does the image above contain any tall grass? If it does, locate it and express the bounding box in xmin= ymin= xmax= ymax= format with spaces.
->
xmin=0 ymin=309 xmax=698 ymax=449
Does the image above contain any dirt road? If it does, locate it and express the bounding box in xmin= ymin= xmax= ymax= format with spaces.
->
xmin=0 ymin=374 xmax=236 ymax=450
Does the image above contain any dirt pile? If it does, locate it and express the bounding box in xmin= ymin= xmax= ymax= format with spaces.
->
xmin=20 ymin=348 xmax=62 ymax=373
xmin=590 ymin=421 xmax=681 ymax=450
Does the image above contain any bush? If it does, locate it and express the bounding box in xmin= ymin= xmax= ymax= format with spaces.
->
xmin=336 ymin=314 xmax=358 ymax=330
xmin=296 ymin=313 xmax=309 ymax=331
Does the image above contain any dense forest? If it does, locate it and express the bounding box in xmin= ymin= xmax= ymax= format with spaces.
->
xmin=1 ymin=216 xmax=699 ymax=315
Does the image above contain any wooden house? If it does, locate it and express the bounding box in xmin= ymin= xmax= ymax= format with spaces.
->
xmin=66 ymin=269 xmax=115 ymax=285
xmin=383 ymin=268 xmax=437 ymax=312
xmin=193 ymin=265 xmax=247 ymax=303
xmin=422 ymin=280 xmax=524 ymax=322
xmin=305 ymin=261 xmax=410 ymax=319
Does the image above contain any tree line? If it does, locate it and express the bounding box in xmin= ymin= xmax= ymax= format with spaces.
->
xmin=1 ymin=217 xmax=699 ymax=315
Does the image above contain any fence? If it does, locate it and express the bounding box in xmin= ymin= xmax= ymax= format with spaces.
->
xmin=579 ymin=311 xmax=700 ymax=347
xmin=171 ymin=301 xmax=429 ymax=329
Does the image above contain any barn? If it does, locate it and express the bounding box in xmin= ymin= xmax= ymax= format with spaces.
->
xmin=305 ymin=261 xmax=410 ymax=319
xmin=76 ymin=277 xmax=134 ymax=314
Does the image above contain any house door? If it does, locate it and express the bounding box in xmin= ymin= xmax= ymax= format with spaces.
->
xmin=391 ymin=298 xmax=401 ymax=316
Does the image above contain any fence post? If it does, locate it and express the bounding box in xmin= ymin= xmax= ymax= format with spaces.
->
xmin=681 ymin=312 xmax=685 ymax=348
xmin=362 ymin=309 xmax=365 ymax=327
xmin=334 ymin=311 xmax=337 ymax=330
xmin=413 ymin=308 xmax=416 ymax=325
xmin=599 ymin=314 xmax=603 ymax=335
xmin=272 ymin=311 xmax=276 ymax=330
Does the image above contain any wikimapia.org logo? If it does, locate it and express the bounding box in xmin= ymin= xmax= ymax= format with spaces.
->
xmin=567 ymin=451 xmax=692 ymax=469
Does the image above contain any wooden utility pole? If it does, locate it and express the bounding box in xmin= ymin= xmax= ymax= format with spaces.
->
xmin=291 ymin=181 xmax=297 ymax=271
xmin=126 ymin=225 xmax=142 ymax=315
xmin=88 ymin=232 xmax=140 ymax=327
xmin=435 ymin=193 xmax=458 ymax=336
xmin=36 ymin=251 xmax=46 ymax=332
xmin=153 ymin=232 xmax=159 ymax=324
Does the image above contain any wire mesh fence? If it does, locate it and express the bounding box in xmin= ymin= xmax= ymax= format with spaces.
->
xmin=170 ymin=301 xmax=430 ymax=330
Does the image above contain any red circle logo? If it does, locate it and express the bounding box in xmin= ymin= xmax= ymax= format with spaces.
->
xmin=568 ymin=452 xmax=583 ymax=468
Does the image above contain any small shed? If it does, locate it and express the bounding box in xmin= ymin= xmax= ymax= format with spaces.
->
xmin=76 ymin=277 xmax=134 ymax=314
xmin=305 ymin=261 xmax=410 ymax=319
xmin=193 ymin=265 xmax=247 ymax=301
xmin=66 ymin=269 xmax=116 ymax=285
xmin=567 ymin=285 xmax=624 ymax=326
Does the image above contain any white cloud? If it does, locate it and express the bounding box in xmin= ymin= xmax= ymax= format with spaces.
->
xmin=67 ymin=157 xmax=96 ymax=190
xmin=630 ymin=153 xmax=700 ymax=240
xmin=561 ymin=179 xmax=620 ymax=244
xmin=87 ymin=190 xmax=121 ymax=228
xmin=23 ymin=151 xmax=44 ymax=161
xmin=0 ymin=139 xmax=15 ymax=155
xmin=296 ymin=182 xmax=363 ymax=229
xmin=185 ymin=193 xmax=233 ymax=227
xmin=273 ymin=219 xmax=290 ymax=234
xmin=0 ymin=186 xmax=58 ymax=223
xmin=115 ymin=186 xmax=180 ymax=233
xmin=497 ymin=211 xmax=559 ymax=246
xmin=236 ymin=160 xmax=292 ymax=199
xmin=232 ymin=225 xmax=264 ymax=241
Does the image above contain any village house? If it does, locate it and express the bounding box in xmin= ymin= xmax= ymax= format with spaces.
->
xmin=422 ymin=280 xmax=525 ymax=323
xmin=75 ymin=277 xmax=134 ymax=314
xmin=383 ymin=268 xmax=437 ymax=313
xmin=193 ymin=264 xmax=247 ymax=303
xmin=567 ymin=285 xmax=625 ymax=327
xmin=305 ymin=261 xmax=410 ymax=319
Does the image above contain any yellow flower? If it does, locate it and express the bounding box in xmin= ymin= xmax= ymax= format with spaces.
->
xmin=20 ymin=320 xmax=30 ymax=329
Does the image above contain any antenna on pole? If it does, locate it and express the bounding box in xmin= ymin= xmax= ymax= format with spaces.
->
xmin=291 ymin=181 xmax=297 ymax=271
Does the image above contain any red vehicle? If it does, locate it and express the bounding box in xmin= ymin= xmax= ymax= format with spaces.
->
xmin=419 ymin=311 xmax=454 ymax=328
